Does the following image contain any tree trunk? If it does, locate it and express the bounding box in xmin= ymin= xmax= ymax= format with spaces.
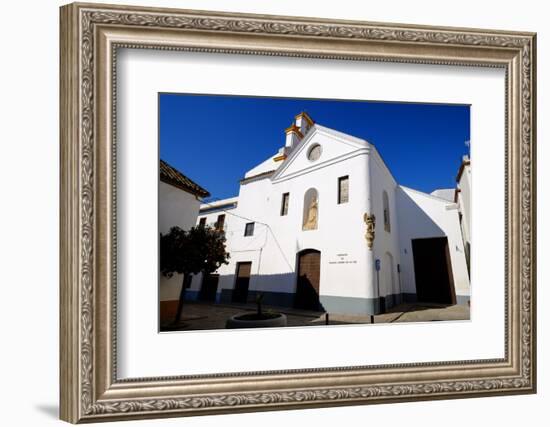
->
xmin=257 ymin=298 xmax=262 ymax=317
xmin=173 ymin=273 xmax=192 ymax=323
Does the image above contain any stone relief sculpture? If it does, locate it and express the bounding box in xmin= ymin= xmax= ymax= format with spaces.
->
xmin=303 ymin=189 xmax=319 ymax=230
xmin=303 ymin=199 xmax=318 ymax=230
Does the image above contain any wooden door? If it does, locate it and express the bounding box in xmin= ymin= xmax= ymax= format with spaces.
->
xmin=199 ymin=274 xmax=219 ymax=302
xmin=232 ymin=262 xmax=252 ymax=303
xmin=295 ymin=250 xmax=321 ymax=310
xmin=411 ymin=237 xmax=456 ymax=304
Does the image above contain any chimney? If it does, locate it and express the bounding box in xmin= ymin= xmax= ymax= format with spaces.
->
xmin=295 ymin=111 xmax=314 ymax=135
xmin=284 ymin=123 xmax=303 ymax=149
xmin=284 ymin=112 xmax=315 ymax=150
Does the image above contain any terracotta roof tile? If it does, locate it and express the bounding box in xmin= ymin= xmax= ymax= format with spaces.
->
xmin=160 ymin=160 xmax=210 ymax=197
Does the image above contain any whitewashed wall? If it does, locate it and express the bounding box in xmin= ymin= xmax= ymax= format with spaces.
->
xmin=369 ymin=147 xmax=403 ymax=303
xmin=159 ymin=181 xmax=202 ymax=301
xmin=458 ymin=162 xmax=472 ymax=248
xmin=159 ymin=181 xmax=201 ymax=234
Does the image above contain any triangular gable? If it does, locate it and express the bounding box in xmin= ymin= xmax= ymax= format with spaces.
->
xmin=272 ymin=124 xmax=370 ymax=182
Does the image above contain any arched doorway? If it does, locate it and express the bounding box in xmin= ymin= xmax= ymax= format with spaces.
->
xmin=294 ymin=249 xmax=321 ymax=310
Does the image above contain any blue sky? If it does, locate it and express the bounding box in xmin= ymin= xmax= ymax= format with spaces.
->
xmin=159 ymin=93 xmax=470 ymax=200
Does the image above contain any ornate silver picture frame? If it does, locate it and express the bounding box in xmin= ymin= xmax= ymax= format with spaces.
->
xmin=60 ymin=2 xmax=536 ymax=423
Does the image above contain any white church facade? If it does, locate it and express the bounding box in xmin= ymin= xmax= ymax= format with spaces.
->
xmin=187 ymin=112 xmax=470 ymax=315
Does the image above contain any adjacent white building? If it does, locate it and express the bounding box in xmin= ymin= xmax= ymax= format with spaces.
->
xmin=186 ymin=112 xmax=470 ymax=315
xmin=455 ymin=155 xmax=471 ymax=276
xmin=158 ymin=160 xmax=210 ymax=320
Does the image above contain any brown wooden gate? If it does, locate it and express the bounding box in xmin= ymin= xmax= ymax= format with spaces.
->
xmin=232 ymin=262 xmax=252 ymax=303
xmin=294 ymin=249 xmax=321 ymax=310
xmin=199 ymin=273 xmax=219 ymax=302
xmin=411 ymin=237 xmax=456 ymax=304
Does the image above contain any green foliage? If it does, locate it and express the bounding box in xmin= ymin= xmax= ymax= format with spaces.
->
xmin=160 ymin=225 xmax=230 ymax=278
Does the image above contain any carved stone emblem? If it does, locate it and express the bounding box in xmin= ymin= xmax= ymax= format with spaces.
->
xmin=363 ymin=213 xmax=375 ymax=249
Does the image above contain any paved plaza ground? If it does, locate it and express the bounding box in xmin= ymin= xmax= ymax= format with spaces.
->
xmin=160 ymin=300 xmax=470 ymax=332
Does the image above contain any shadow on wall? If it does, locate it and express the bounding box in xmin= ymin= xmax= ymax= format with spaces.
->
xmin=395 ymin=188 xmax=448 ymax=301
xmin=203 ymin=272 xmax=328 ymax=312
xmin=191 ymin=271 xmax=410 ymax=316
xmin=396 ymin=188 xmax=447 ymax=238
xmin=295 ymin=274 xmax=324 ymax=311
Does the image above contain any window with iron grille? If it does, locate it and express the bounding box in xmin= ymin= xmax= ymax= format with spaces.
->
xmin=338 ymin=176 xmax=349 ymax=204
xmin=280 ymin=193 xmax=289 ymax=216
xmin=244 ymin=222 xmax=255 ymax=236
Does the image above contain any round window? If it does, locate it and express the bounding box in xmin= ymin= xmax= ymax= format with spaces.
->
xmin=307 ymin=144 xmax=322 ymax=161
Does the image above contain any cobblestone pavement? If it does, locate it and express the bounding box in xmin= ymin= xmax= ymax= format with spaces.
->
xmin=160 ymin=301 xmax=470 ymax=332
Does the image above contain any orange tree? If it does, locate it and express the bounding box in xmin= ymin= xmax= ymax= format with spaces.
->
xmin=160 ymin=224 xmax=230 ymax=323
